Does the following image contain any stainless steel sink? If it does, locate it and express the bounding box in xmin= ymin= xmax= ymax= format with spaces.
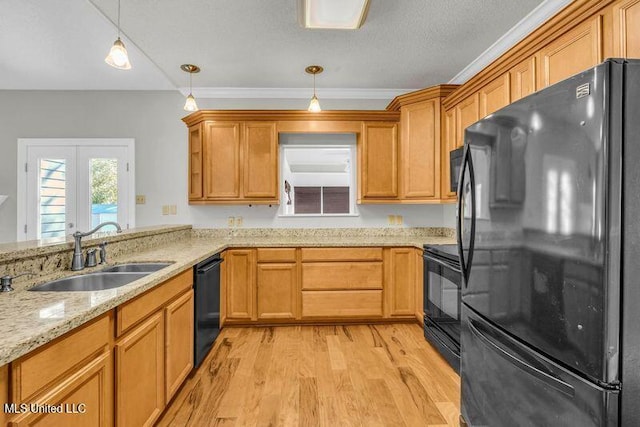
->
xmin=29 ymin=272 xmax=149 ymax=292
xmin=100 ymin=262 xmax=172 ymax=273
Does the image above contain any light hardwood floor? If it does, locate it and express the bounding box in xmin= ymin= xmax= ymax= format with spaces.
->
xmin=157 ymin=324 xmax=460 ymax=427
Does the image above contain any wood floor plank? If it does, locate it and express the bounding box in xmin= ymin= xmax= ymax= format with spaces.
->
xmin=157 ymin=324 xmax=461 ymax=427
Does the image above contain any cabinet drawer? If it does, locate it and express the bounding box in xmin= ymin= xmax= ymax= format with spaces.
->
xmin=257 ymin=248 xmax=296 ymax=263
xmin=11 ymin=312 xmax=112 ymax=403
xmin=302 ymin=290 xmax=383 ymax=318
xmin=302 ymin=262 xmax=383 ymax=290
xmin=301 ymin=248 xmax=383 ymax=262
xmin=117 ymin=269 xmax=192 ymax=336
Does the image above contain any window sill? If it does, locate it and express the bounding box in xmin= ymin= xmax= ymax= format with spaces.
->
xmin=277 ymin=213 xmax=360 ymax=218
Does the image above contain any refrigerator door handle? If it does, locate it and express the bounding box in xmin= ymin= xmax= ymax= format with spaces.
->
xmin=467 ymin=318 xmax=575 ymax=397
xmin=456 ymin=144 xmax=476 ymax=285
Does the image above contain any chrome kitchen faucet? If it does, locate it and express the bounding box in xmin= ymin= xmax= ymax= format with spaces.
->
xmin=71 ymin=222 xmax=122 ymax=271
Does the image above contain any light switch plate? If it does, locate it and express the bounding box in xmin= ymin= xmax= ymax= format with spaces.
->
xmin=236 ymin=217 xmax=243 ymax=227
xmin=387 ymin=215 xmax=395 ymax=225
xmin=396 ymin=215 xmax=403 ymax=225
xmin=162 ymin=205 xmax=169 ymax=215
xmin=135 ymin=195 xmax=146 ymax=205
xmin=169 ymin=205 xmax=177 ymax=215
xmin=227 ymin=217 xmax=235 ymax=227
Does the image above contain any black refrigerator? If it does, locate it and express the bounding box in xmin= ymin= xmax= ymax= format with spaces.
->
xmin=458 ymin=59 xmax=640 ymax=426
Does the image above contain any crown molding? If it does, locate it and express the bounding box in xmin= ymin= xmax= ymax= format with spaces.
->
xmin=448 ymin=0 xmax=573 ymax=85
xmin=178 ymin=87 xmax=417 ymax=100
xmin=386 ymin=84 xmax=459 ymax=111
xmin=181 ymin=110 xmax=400 ymax=127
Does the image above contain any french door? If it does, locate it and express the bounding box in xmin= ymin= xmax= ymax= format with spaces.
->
xmin=19 ymin=139 xmax=134 ymax=241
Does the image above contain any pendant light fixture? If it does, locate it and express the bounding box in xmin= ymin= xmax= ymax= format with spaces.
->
xmin=306 ymin=65 xmax=323 ymax=112
xmin=105 ymin=0 xmax=132 ymax=70
xmin=181 ymin=64 xmax=201 ymax=112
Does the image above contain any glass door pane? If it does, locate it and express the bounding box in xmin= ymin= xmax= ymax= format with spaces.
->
xmin=89 ymin=158 xmax=119 ymax=229
xmin=39 ymin=159 xmax=67 ymax=239
xmin=77 ymin=146 xmax=129 ymax=233
xmin=26 ymin=146 xmax=76 ymax=241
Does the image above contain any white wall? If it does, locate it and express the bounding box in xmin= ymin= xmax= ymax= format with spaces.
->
xmin=0 ymin=90 xmax=453 ymax=243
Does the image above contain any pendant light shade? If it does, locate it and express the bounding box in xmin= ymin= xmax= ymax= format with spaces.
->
xmin=105 ymin=38 xmax=131 ymax=70
xmin=105 ymin=0 xmax=131 ymax=70
xmin=308 ymin=95 xmax=321 ymax=112
xmin=181 ymin=64 xmax=201 ymax=112
xmin=305 ymin=65 xmax=323 ymax=112
xmin=184 ymin=94 xmax=198 ymax=112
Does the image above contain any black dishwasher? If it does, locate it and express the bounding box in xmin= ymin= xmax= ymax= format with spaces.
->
xmin=194 ymin=254 xmax=223 ymax=368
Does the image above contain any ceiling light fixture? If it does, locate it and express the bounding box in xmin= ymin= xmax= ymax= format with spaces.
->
xmin=299 ymin=0 xmax=370 ymax=30
xmin=181 ymin=64 xmax=200 ymax=112
xmin=105 ymin=0 xmax=132 ymax=70
xmin=306 ymin=65 xmax=323 ymax=113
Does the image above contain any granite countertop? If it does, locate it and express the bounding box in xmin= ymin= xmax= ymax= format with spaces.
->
xmin=0 ymin=234 xmax=454 ymax=365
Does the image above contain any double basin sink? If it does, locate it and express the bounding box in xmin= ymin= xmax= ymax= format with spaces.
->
xmin=29 ymin=263 xmax=172 ymax=292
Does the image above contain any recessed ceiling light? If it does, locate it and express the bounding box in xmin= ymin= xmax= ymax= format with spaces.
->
xmin=298 ymin=0 xmax=370 ymax=30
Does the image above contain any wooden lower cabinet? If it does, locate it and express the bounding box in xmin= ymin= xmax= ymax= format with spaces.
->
xmin=302 ymin=290 xmax=383 ymax=318
xmin=115 ymin=311 xmax=165 ymax=427
xmin=164 ymin=289 xmax=194 ymax=403
xmin=257 ymin=263 xmax=298 ymax=320
xmin=1 ymin=365 xmax=7 ymax=427
xmin=386 ymin=248 xmax=416 ymax=317
xmin=9 ymin=352 xmax=113 ymax=427
xmin=225 ymin=249 xmax=256 ymax=320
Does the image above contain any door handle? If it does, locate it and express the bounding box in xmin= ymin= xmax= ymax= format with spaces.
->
xmin=467 ymin=318 xmax=574 ymax=397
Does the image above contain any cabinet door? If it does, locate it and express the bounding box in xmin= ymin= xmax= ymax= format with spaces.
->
xmin=613 ymin=0 xmax=640 ymax=58
xmin=1 ymin=365 xmax=7 ymax=427
xmin=386 ymin=248 xmax=416 ymax=317
xmin=479 ymin=73 xmax=511 ymax=118
xmin=400 ymin=101 xmax=440 ymax=200
xmin=188 ymin=124 xmax=203 ymax=200
xmin=165 ymin=289 xmax=194 ymax=403
xmin=455 ymin=93 xmax=479 ymax=148
xmin=510 ymin=56 xmax=537 ymax=102
xmin=441 ymin=108 xmax=457 ymax=201
xmin=243 ymin=122 xmax=278 ymax=199
xmin=257 ymin=263 xmax=297 ymax=320
xmin=116 ymin=311 xmax=164 ymax=427
xmin=537 ymin=16 xmax=602 ymax=88
xmin=360 ymin=122 xmax=398 ymax=199
xmin=225 ymin=249 xmax=256 ymax=320
xmin=203 ymin=122 xmax=241 ymax=199
xmin=9 ymin=352 xmax=113 ymax=427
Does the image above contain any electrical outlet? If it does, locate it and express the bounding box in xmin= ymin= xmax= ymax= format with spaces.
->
xmin=396 ymin=215 xmax=403 ymax=225
xmin=162 ymin=205 xmax=169 ymax=215
xmin=227 ymin=217 xmax=235 ymax=227
xmin=169 ymin=205 xmax=177 ymax=215
xmin=236 ymin=217 xmax=243 ymax=227
xmin=387 ymin=215 xmax=395 ymax=225
xmin=135 ymin=195 xmax=146 ymax=204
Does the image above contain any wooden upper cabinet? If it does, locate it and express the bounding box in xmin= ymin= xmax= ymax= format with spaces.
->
xmin=479 ymin=73 xmax=511 ymax=118
xmin=243 ymin=122 xmax=278 ymax=200
xmin=360 ymin=122 xmax=399 ymax=200
xmin=537 ymin=16 xmax=602 ymax=89
xmin=203 ymin=122 xmax=241 ymax=199
xmin=613 ymin=0 xmax=640 ymax=58
xmin=188 ymin=124 xmax=203 ymax=200
xmin=510 ymin=56 xmax=537 ymax=102
xmin=455 ymin=93 xmax=480 ymax=147
xmin=441 ymin=107 xmax=458 ymax=201
xmin=225 ymin=249 xmax=256 ymax=320
xmin=400 ymin=101 xmax=440 ymax=200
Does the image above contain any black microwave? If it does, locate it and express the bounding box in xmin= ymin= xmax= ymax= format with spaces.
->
xmin=449 ymin=147 xmax=464 ymax=193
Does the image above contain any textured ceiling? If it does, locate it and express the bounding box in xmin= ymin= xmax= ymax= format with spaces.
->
xmin=1 ymin=0 xmax=545 ymax=91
